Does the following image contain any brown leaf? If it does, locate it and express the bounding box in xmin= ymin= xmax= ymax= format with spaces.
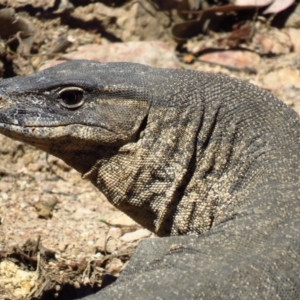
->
xmin=263 ymin=0 xmax=295 ymax=14
xmin=235 ymin=0 xmax=272 ymax=6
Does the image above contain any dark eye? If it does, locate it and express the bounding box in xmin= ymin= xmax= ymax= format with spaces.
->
xmin=58 ymin=87 xmax=84 ymax=109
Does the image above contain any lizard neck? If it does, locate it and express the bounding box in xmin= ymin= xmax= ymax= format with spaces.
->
xmin=82 ymin=95 xmax=294 ymax=237
xmin=83 ymin=102 xmax=203 ymax=236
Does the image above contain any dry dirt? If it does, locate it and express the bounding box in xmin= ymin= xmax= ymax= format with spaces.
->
xmin=0 ymin=1 xmax=299 ymax=299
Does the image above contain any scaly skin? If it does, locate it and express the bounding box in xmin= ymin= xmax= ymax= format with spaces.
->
xmin=0 ymin=60 xmax=299 ymax=299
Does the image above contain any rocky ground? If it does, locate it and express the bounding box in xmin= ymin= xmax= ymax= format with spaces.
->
xmin=0 ymin=0 xmax=299 ymax=299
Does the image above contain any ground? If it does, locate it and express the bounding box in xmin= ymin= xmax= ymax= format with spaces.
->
xmin=0 ymin=1 xmax=299 ymax=299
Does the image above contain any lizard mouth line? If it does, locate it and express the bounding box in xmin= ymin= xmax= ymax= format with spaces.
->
xmin=0 ymin=122 xmax=119 ymax=134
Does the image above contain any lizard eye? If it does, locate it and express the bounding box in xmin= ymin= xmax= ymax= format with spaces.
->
xmin=58 ymin=87 xmax=84 ymax=109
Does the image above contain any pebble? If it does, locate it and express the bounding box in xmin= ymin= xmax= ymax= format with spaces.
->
xmin=95 ymin=234 xmax=106 ymax=251
xmin=105 ymin=238 xmax=118 ymax=253
xmin=107 ymin=227 xmax=122 ymax=239
xmin=58 ymin=243 xmax=67 ymax=252
xmin=1 ymin=192 xmax=8 ymax=201
xmin=105 ymin=258 xmax=123 ymax=276
xmin=120 ymin=228 xmax=151 ymax=243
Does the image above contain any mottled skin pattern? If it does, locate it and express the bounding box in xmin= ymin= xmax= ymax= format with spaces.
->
xmin=0 ymin=60 xmax=299 ymax=299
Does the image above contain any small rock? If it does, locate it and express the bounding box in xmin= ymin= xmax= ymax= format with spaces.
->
xmin=183 ymin=53 xmax=195 ymax=64
xmin=261 ymin=68 xmax=300 ymax=91
xmin=93 ymin=252 xmax=103 ymax=259
xmin=83 ymin=277 xmax=90 ymax=285
xmin=285 ymin=28 xmax=300 ymax=53
xmin=1 ymin=192 xmax=8 ymax=201
xmin=34 ymin=198 xmax=58 ymax=219
xmin=120 ymin=228 xmax=151 ymax=243
xmin=27 ymin=162 xmax=42 ymax=172
xmin=253 ymin=28 xmax=292 ymax=55
xmin=95 ymin=234 xmax=118 ymax=254
xmin=95 ymin=234 xmax=107 ymax=253
xmin=107 ymin=213 xmax=137 ymax=227
xmin=87 ymin=240 xmax=94 ymax=246
xmin=106 ymin=238 xmax=118 ymax=254
xmin=107 ymin=227 xmax=122 ymax=239
xmin=199 ymin=50 xmax=260 ymax=72
xmin=55 ymin=285 xmax=61 ymax=291
xmin=41 ymin=41 xmax=180 ymax=70
xmin=57 ymin=243 xmax=67 ymax=252
xmin=0 ymin=182 xmax=10 ymax=193
xmin=105 ymin=258 xmax=124 ymax=276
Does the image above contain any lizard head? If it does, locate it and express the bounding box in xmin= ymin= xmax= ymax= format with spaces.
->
xmin=0 ymin=60 xmax=204 ymax=235
xmin=0 ymin=60 xmax=150 ymax=173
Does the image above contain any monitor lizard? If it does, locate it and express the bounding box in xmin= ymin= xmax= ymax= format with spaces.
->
xmin=0 ymin=60 xmax=299 ymax=299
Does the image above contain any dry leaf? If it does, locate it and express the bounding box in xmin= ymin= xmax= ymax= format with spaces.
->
xmin=234 ymin=0 xmax=272 ymax=6
xmin=263 ymin=0 xmax=295 ymax=14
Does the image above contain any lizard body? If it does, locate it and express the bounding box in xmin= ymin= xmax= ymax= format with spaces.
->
xmin=0 ymin=60 xmax=299 ymax=299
